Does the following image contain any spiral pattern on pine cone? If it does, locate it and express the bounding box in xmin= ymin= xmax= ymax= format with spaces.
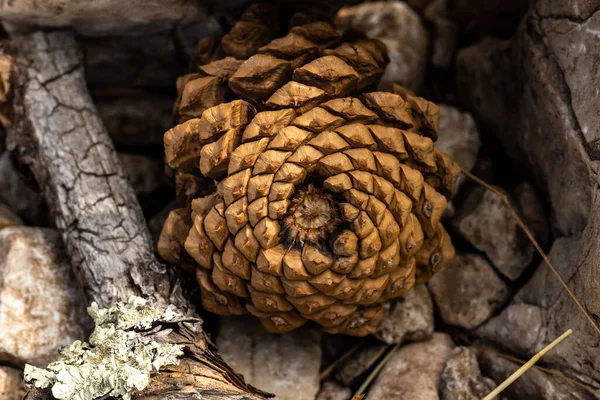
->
xmin=159 ymin=8 xmax=460 ymax=336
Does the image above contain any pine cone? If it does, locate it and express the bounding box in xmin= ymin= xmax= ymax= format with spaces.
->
xmin=159 ymin=4 xmax=460 ymax=336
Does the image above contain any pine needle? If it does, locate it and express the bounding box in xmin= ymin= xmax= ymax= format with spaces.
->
xmin=352 ymin=343 xmax=400 ymax=399
xmin=462 ymin=168 xmax=600 ymax=337
xmin=483 ymin=329 xmax=573 ymax=399
xmin=319 ymin=341 xmax=364 ymax=381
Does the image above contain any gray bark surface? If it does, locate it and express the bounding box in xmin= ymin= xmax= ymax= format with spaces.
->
xmin=4 ymin=31 xmax=266 ymax=400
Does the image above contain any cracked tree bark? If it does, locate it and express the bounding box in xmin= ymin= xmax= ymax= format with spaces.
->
xmin=3 ymin=31 xmax=267 ymax=400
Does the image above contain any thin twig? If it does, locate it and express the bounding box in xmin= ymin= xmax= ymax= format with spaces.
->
xmin=319 ymin=341 xmax=364 ymax=381
xmin=353 ymin=343 xmax=399 ymax=399
xmin=461 ymin=168 xmax=600 ymax=337
xmin=483 ymin=329 xmax=573 ymax=400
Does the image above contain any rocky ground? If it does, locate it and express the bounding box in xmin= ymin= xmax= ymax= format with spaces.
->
xmin=1 ymin=1 xmax=599 ymax=399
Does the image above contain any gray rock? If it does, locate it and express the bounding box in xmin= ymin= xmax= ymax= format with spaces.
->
xmin=478 ymin=348 xmax=599 ymax=400
xmin=336 ymin=1 xmax=429 ymax=92
xmin=316 ymin=381 xmax=352 ymax=400
xmin=375 ymin=285 xmax=434 ymax=344
xmin=424 ymin=0 xmax=459 ymax=69
xmin=511 ymin=182 xmax=549 ymax=247
xmin=439 ymin=347 xmax=495 ymax=400
xmin=0 ymin=227 xmax=92 ymax=366
xmin=336 ymin=342 xmax=387 ymax=386
xmin=476 ymin=304 xmax=545 ymax=355
xmin=0 ymin=152 xmax=43 ymax=224
xmin=217 ymin=315 xmax=321 ymax=400
xmin=452 ymin=186 xmax=535 ymax=280
xmin=428 ymin=253 xmax=509 ymax=329
xmin=0 ymin=366 xmax=25 ymax=400
xmin=0 ymin=0 xmax=207 ymax=36
xmin=436 ymin=105 xmax=481 ymax=177
xmin=456 ymin=28 xmax=590 ymax=237
xmin=517 ymin=234 xmax=581 ymax=309
xmin=0 ymin=203 xmax=21 ymax=229
xmin=118 ymin=153 xmax=165 ymax=196
xmin=367 ymin=333 xmax=454 ymax=400
xmin=456 ymin=1 xmax=600 ymax=384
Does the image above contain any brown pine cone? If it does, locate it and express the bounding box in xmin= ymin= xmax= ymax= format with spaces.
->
xmin=159 ymin=4 xmax=460 ymax=336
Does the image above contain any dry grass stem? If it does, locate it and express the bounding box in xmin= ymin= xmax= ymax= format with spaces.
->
xmin=462 ymin=168 xmax=600 ymax=337
xmin=319 ymin=341 xmax=364 ymax=381
xmin=483 ymin=329 xmax=573 ymax=400
xmin=489 ymin=349 xmax=598 ymax=394
xmin=353 ymin=343 xmax=399 ymax=399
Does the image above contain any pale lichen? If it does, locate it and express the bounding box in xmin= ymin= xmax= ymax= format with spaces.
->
xmin=24 ymin=297 xmax=186 ymax=400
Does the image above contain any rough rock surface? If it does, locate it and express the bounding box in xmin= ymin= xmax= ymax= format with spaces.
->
xmin=336 ymin=1 xmax=429 ymax=91
xmin=367 ymin=333 xmax=454 ymax=399
xmin=439 ymin=347 xmax=495 ymax=400
xmin=0 ymin=367 xmax=25 ymax=400
xmin=436 ymin=105 xmax=480 ymax=176
xmin=452 ymin=186 xmax=536 ymax=280
xmin=456 ymin=0 xmax=600 ymax=384
xmin=0 ymin=0 xmax=207 ymax=36
xmin=0 ymin=227 xmax=92 ymax=367
xmin=424 ymin=0 xmax=459 ymax=69
xmin=0 ymin=152 xmax=43 ymax=224
xmin=476 ymin=304 xmax=545 ymax=355
xmin=479 ymin=348 xmax=598 ymax=400
xmin=512 ymin=182 xmax=549 ymax=246
xmin=517 ymin=235 xmax=582 ymax=308
xmin=0 ymin=203 xmax=21 ymax=229
xmin=375 ymin=285 xmax=434 ymax=344
xmin=428 ymin=253 xmax=509 ymax=329
xmin=336 ymin=342 xmax=387 ymax=386
xmin=316 ymin=381 xmax=352 ymax=400
xmin=217 ymin=316 xmax=321 ymax=400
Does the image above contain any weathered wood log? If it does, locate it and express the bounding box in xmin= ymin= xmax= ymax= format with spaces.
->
xmin=3 ymin=31 xmax=267 ymax=400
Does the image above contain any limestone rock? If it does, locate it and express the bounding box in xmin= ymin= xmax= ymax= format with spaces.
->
xmin=424 ymin=0 xmax=459 ymax=69
xmin=439 ymin=347 xmax=495 ymax=400
xmin=456 ymin=28 xmax=590 ymax=237
xmin=217 ymin=315 xmax=321 ymax=400
xmin=0 ymin=0 xmax=207 ymax=36
xmin=336 ymin=342 xmax=387 ymax=386
xmin=0 ymin=152 xmax=43 ymax=224
xmin=456 ymin=2 xmax=600 ymax=383
xmin=316 ymin=381 xmax=352 ymax=400
xmin=0 ymin=367 xmax=25 ymax=400
xmin=452 ymin=186 xmax=535 ymax=280
xmin=476 ymin=304 xmax=545 ymax=355
xmin=437 ymin=105 xmax=480 ymax=174
xmin=478 ymin=348 xmax=598 ymax=400
xmin=336 ymin=1 xmax=429 ymax=92
xmin=512 ymin=182 xmax=549 ymax=247
xmin=517 ymin=235 xmax=581 ymax=309
xmin=367 ymin=333 xmax=454 ymax=399
xmin=0 ymin=227 xmax=92 ymax=366
xmin=428 ymin=253 xmax=509 ymax=329
xmin=375 ymin=285 xmax=434 ymax=345
xmin=0 ymin=203 xmax=21 ymax=229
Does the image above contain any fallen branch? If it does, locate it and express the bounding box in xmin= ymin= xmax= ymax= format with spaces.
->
xmin=3 ymin=31 xmax=267 ymax=400
xmin=462 ymin=168 xmax=600 ymax=337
